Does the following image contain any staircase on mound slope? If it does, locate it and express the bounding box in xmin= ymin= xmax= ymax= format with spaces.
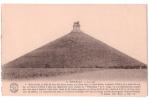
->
xmin=4 ymin=21 xmax=146 ymax=69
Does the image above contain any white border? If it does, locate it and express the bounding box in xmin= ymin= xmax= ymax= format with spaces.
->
xmin=0 ymin=0 xmax=148 ymax=4
xmin=0 ymin=0 xmax=148 ymax=100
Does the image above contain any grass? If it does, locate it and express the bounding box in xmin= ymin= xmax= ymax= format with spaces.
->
xmin=2 ymin=68 xmax=95 ymax=80
xmin=2 ymin=68 xmax=147 ymax=81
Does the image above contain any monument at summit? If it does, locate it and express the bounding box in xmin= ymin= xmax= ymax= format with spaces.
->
xmin=4 ymin=22 xmax=146 ymax=69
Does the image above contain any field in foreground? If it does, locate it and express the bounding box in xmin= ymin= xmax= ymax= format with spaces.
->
xmin=2 ymin=68 xmax=147 ymax=81
xmin=48 ymin=69 xmax=147 ymax=81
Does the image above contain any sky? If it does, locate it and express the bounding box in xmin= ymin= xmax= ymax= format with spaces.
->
xmin=2 ymin=4 xmax=147 ymax=64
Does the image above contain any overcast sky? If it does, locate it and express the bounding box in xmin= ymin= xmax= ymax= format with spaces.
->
xmin=2 ymin=4 xmax=147 ymax=64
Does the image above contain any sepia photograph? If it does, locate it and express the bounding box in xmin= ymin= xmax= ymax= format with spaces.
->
xmin=1 ymin=4 xmax=147 ymax=96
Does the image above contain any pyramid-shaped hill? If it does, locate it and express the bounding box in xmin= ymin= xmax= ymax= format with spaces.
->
xmin=4 ymin=22 xmax=146 ymax=69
